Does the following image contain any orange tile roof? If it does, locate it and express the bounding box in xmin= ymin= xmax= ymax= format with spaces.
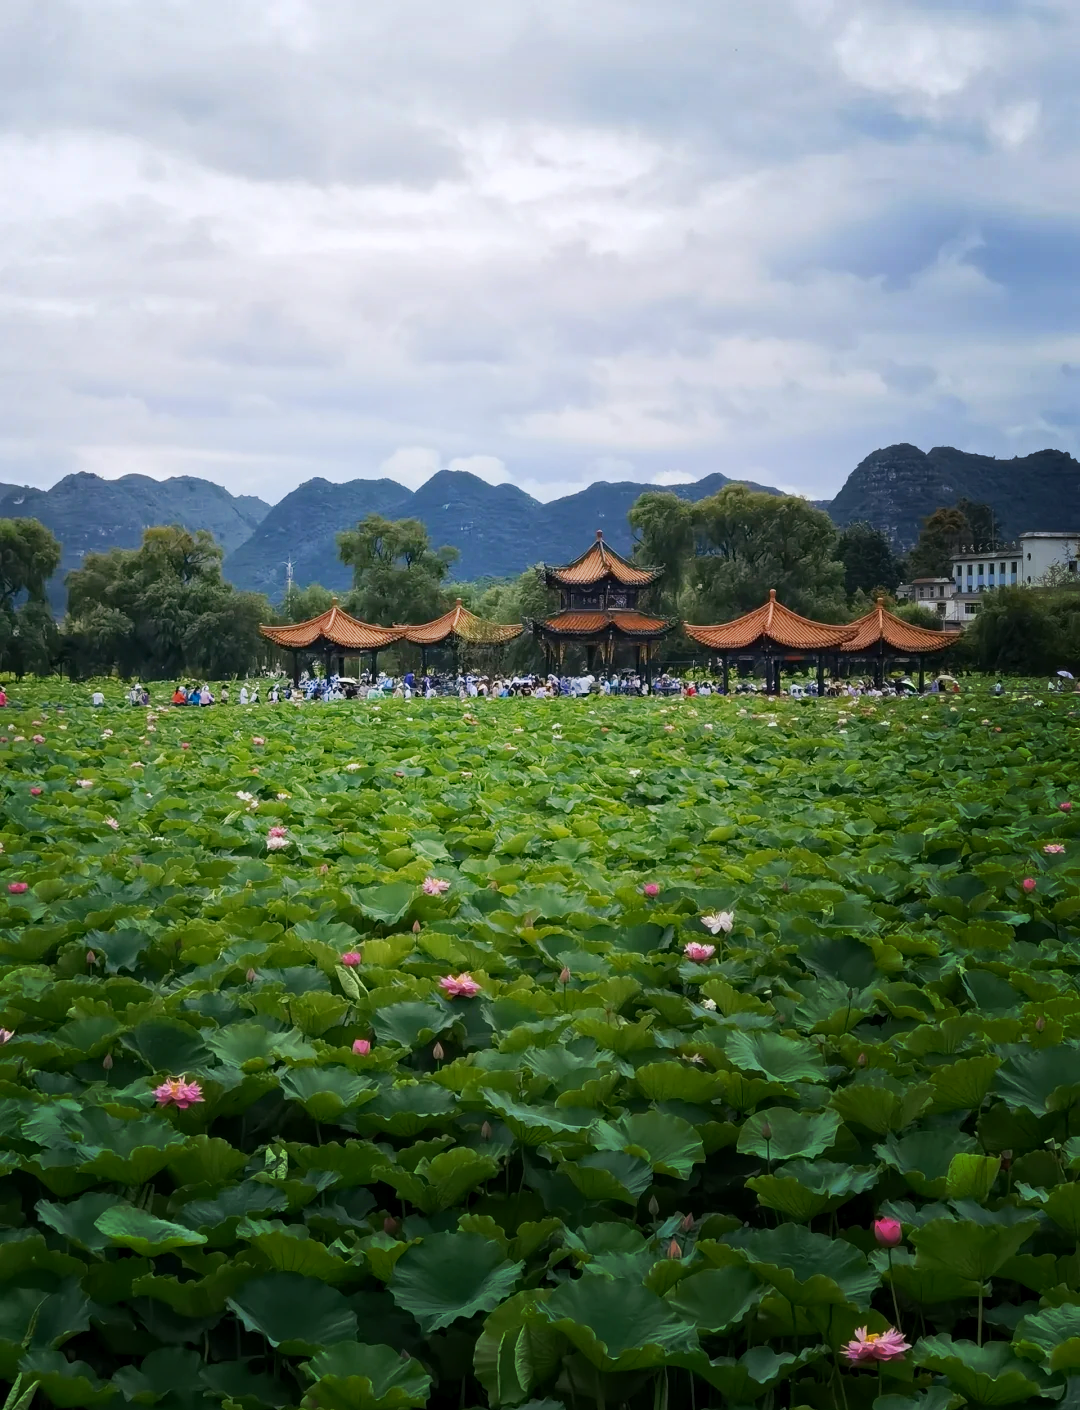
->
xmin=539 ymin=609 xmax=675 ymax=637
xmin=683 ymin=590 xmax=857 ymax=651
xmin=547 ymin=530 xmax=661 ymax=587
xmin=840 ymin=600 xmax=955 ymax=654
xmin=397 ymin=600 xmax=523 ymax=646
xmin=260 ymin=605 xmax=404 ymax=651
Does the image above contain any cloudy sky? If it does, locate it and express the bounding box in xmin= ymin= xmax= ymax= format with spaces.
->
xmin=0 ymin=0 xmax=1075 ymax=505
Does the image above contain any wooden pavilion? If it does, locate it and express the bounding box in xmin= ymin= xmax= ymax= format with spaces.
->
xmin=260 ymin=603 xmax=403 ymax=683
xmin=396 ymin=600 xmax=523 ymax=673
xmin=531 ymin=530 xmax=676 ymax=681
xmin=839 ymin=598 xmax=956 ymax=690
xmin=683 ymin=590 xmax=856 ymax=694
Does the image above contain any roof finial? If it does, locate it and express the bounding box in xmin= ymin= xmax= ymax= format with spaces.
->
xmin=876 ymin=595 xmax=885 ymax=605
xmin=768 ymin=588 xmax=776 ymax=601
xmin=596 ymin=529 xmax=603 ymax=539
xmin=456 ymin=597 xmax=462 ymax=605
xmin=331 ymin=595 xmax=338 ymax=605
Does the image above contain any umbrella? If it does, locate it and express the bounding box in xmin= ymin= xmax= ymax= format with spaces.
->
xmin=936 ymin=675 xmax=958 ymax=685
xmin=337 ymin=677 xmax=359 ymax=686
xmin=1058 ymin=671 xmax=1075 ymax=679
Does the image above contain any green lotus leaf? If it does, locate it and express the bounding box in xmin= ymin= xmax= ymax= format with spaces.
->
xmin=122 ymin=1019 xmax=212 ymax=1074
xmin=301 ymin=1342 xmax=432 ymax=1410
xmin=592 ymin=1111 xmax=704 ymax=1180
xmin=94 ymin=1206 xmax=208 ymax=1255
xmin=378 ymin=1146 xmax=500 ymax=1215
xmin=353 ymin=1082 xmax=457 ymax=1137
xmin=483 ymin=1093 xmax=595 ymax=1145
xmin=748 ymin=1161 xmax=879 ymax=1221
xmin=37 ymin=1192 xmax=127 ymax=1253
xmin=1045 ymin=1183 xmax=1080 ymax=1237
xmin=200 ymin=1360 xmax=291 ymax=1409
xmin=995 ymin=1045 xmax=1080 ymax=1115
xmin=909 ymin=1219 xmax=1039 ymax=1283
xmin=279 ymin=1066 xmax=378 ymax=1120
xmin=738 ymin=1107 xmax=842 ymax=1161
xmin=831 ymin=1077 xmax=933 ymax=1135
xmin=914 ymin=1336 xmax=1053 ymax=1406
xmin=164 ymin=1134 xmax=249 ymax=1188
xmin=668 ymin=1344 xmax=825 ymax=1398
xmin=473 ymin=1291 xmax=563 ymax=1408
xmin=726 ymin=1030 xmax=827 ymax=1083
xmin=354 ymin=883 xmax=417 ymax=926
xmin=945 ymin=1153 xmax=1001 ymax=1203
xmin=1014 ymin=1305 xmax=1080 ymax=1374
xmin=174 ymin=1180 xmax=290 ymax=1242
xmin=664 ymin=1265 xmax=763 ymax=1331
xmin=559 ymin=1152 xmax=653 ymax=1207
xmin=927 ymin=1056 xmax=1002 ymax=1112
xmin=237 ymin=1220 xmax=352 ymax=1282
xmin=876 ymin=1128 xmax=979 ymax=1196
xmin=541 ymin=1276 xmax=697 ymax=1371
xmin=113 ymin=1348 xmax=204 ymax=1404
xmin=390 ymin=1232 xmax=524 ymax=1334
xmin=724 ymin=1223 xmax=879 ymax=1308
xmin=371 ymin=1002 xmax=455 ymax=1049
xmin=19 ymin=1349 xmax=116 ymax=1408
xmin=227 ymin=1273 xmax=358 ymax=1354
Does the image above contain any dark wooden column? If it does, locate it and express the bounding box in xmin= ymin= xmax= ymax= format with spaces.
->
xmin=816 ymin=654 xmax=825 ymax=697
xmin=918 ymin=656 xmax=925 ymax=693
xmin=721 ymin=655 xmax=730 ymax=695
xmin=370 ymin=649 xmax=378 ymax=679
xmin=291 ymin=649 xmax=300 ymax=687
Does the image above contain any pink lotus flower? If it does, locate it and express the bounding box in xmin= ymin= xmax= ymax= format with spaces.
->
xmin=1045 ymin=844 xmax=1066 ymax=854
xmin=29 ymin=787 xmax=41 ymax=797
xmin=843 ymin=1327 xmax=910 ymax=1364
xmin=1022 ymin=877 xmax=1037 ymax=893
xmin=684 ymin=941 xmax=716 ymax=963
xmin=105 ymin=818 xmax=119 ymax=831
xmin=0 ymin=1029 xmax=14 ymax=1043
xmin=76 ymin=779 xmax=93 ymax=789
xmin=423 ymin=876 xmax=451 ymax=895
xmin=32 ymin=735 xmax=44 ymax=744
xmin=181 ymin=743 xmax=190 ymax=750
xmin=268 ymin=825 xmax=287 ymax=837
xmin=7 ymin=883 xmax=27 ymax=895
xmin=643 ymin=883 xmax=660 ymax=898
xmin=1061 ymin=802 xmax=1073 ymax=812
xmin=701 ymin=911 xmax=734 ymax=935
xmin=252 ymin=736 xmax=266 ymax=746
xmin=439 ymin=973 xmax=481 ymax=999
xmin=153 ymin=1077 xmax=204 ymax=1109
xmin=266 ymin=836 xmax=289 ymax=851
xmin=340 ymin=951 xmax=362 ymax=967
xmin=352 ymin=1039 xmax=371 ymax=1055
xmin=664 ymin=724 xmax=675 ymax=732
xmin=874 ymin=1217 xmax=903 ymax=1248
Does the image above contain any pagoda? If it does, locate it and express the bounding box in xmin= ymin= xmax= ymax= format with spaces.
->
xmin=260 ymin=603 xmax=403 ymax=682
xmin=531 ymin=530 xmax=676 ymax=680
xmin=397 ymin=600 xmax=523 ymax=672
xmin=683 ymin=590 xmax=856 ymax=694
xmin=839 ymin=598 xmax=956 ymax=690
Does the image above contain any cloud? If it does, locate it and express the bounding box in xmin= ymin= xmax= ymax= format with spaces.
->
xmin=0 ymin=0 xmax=1075 ymax=509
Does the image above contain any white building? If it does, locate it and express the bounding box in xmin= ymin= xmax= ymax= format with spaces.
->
xmin=896 ymin=577 xmax=955 ymax=619
xmin=940 ymin=532 xmax=1080 ymax=626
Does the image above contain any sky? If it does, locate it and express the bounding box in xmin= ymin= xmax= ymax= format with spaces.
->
xmin=0 ymin=0 xmax=1077 ymax=506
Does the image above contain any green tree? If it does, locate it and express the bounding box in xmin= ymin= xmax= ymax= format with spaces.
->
xmin=894 ymin=602 xmax=942 ymax=631
xmin=908 ymin=506 xmax=972 ymax=578
xmin=688 ymin=486 xmax=846 ymax=621
xmin=337 ymin=516 xmax=458 ymax=626
xmin=628 ymin=492 xmax=695 ymax=613
xmin=956 ymin=499 xmax=998 ymax=552
xmin=836 ymin=521 xmax=902 ymax=597
xmin=965 ymin=587 xmax=1059 ymax=674
xmin=282 ymin=582 xmax=335 ymax=623
xmin=0 ymin=517 xmax=62 ymax=675
xmin=64 ymin=525 xmax=270 ymax=679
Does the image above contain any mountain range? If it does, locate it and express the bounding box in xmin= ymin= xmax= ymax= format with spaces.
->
xmin=0 ymin=444 xmax=1077 ymax=609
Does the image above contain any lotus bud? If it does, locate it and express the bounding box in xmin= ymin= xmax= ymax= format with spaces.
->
xmin=760 ymin=1121 xmax=772 ymax=1141
xmin=1000 ymin=1149 xmax=1013 ymax=1171
xmin=1036 ymin=1015 xmax=1046 ymax=1032
xmin=488 ymin=880 xmax=499 ymax=891
xmin=432 ymin=1042 xmax=445 ymax=1061
xmin=559 ymin=966 xmax=571 ymax=984
xmin=246 ymin=968 xmax=256 ymax=983
xmin=667 ymin=1238 xmax=682 ymax=1259
xmin=781 ymin=881 xmax=789 ymax=893
xmin=873 ymin=1217 xmax=903 ymax=1248
xmin=102 ymin=1053 xmax=113 ymax=1071
xmin=319 ymin=864 xmax=329 ymax=875
xmin=1023 ymin=877 xmax=1037 ymax=893
xmin=648 ymin=1195 xmax=660 ymax=1218
xmin=86 ymin=951 xmax=96 ymax=966
xmin=383 ymin=1216 xmax=399 ymax=1235
xmin=679 ymin=1212 xmax=694 ymax=1233
xmin=412 ymin=920 xmax=421 ymax=934
xmin=857 ymin=1052 xmax=867 ymax=1067
xmin=481 ymin=1121 xmax=492 ymax=1141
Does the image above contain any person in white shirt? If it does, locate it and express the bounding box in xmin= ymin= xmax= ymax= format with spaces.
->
xmin=92 ymin=690 xmax=105 ymax=707
xmin=239 ymin=685 xmax=249 ymax=706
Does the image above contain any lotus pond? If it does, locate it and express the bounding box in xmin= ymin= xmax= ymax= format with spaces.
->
xmin=1 ymin=687 xmax=1079 ymax=1410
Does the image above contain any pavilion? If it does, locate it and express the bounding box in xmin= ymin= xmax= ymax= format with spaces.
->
xmin=259 ymin=603 xmax=404 ymax=683
xmin=396 ymin=600 xmax=523 ymax=673
xmin=531 ymin=530 xmax=677 ymax=681
xmin=683 ymin=590 xmax=856 ymax=694
xmin=839 ymin=598 xmax=956 ymax=690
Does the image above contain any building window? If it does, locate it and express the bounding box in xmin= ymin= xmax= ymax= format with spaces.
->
xmin=1000 ymin=562 xmax=1006 ymax=575
xmin=977 ymin=563 xmax=984 ymax=576
xmin=967 ymin=565 xmax=973 ymax=577
xmin=937 ymin=602 xmax=946 ymax=614
xmin=939 ymin=586 xmax=945 ymax=597
xmin=964 ymin=602 xmax=980 ymax=615
xmin=1070 ymin=562 xmax=1078 ymax=574
xmin=1027 ymin=553 xmax=1032 ymax=561
xmin=1011 ymin=562 xmax=1018 ymax=572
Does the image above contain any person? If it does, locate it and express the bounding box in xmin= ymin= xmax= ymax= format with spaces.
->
xmin=239 ymin=685 xmax=249 ymax=706
xmin=92 ymin=689 xmax=105 ymax=707
xmin=171 ymin=686 xmax=187 ymax=705
xmin=200 ymin=685 xmax=214 ymax=706
xmin=404 ymin=671 xmax=415 ymax=692
xmin=251 ymin=684 xmax=260 ymax=704
xmin=269 ymin=683 xmax=279 ymax=703
xmin=128 ymin=684 xmax=140 ymax=707
xmin=221 ymin=684 xmax=230 ymax=704
xmin=993 ymin=681 xmax=1003 ymax=695
xmin=140 ymin=687 xmax=150 ymax=706
xmin=0 ymin=685 xmax=6 ymax=707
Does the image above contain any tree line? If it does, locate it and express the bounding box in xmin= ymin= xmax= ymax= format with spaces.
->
xmin=0 ymin=487 xmax=1075 ymax=679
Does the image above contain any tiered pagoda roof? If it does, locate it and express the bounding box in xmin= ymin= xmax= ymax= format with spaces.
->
xmin=397 ymin=600 xmax=523 ymax=647
xmin=542 ymin=609 xmax=674 ymax=638
xmin=260 ymin=604 xmax=404 ymax=652
xmin=684 ymin=591 xmax=856 ymax=652
xmin=544 ymin=531 xmax=662 ymax=590
xmin=840 ymin=599 xmax=955 ymax=655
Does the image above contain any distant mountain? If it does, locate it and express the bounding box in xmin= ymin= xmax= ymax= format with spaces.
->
xmin=0 ymin=473 xmax=270 ymax=610
xmin=223 ymin=469 xmax=781 ymax=599
xmin=828 ymin=444 xmax=1080 ymax=548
